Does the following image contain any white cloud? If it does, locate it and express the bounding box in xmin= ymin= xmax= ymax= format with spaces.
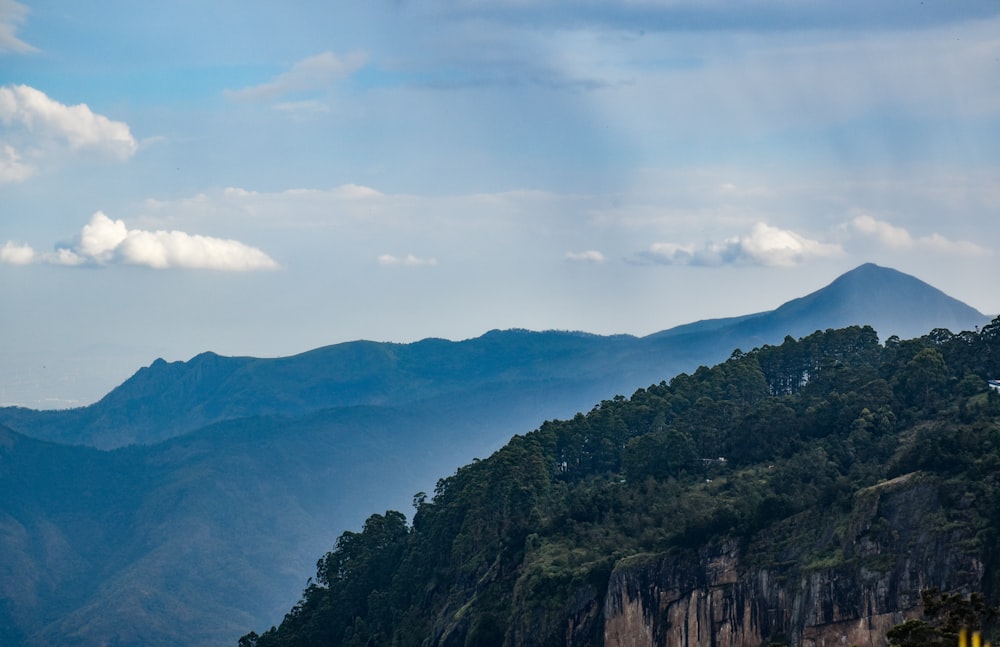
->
xmin=0 ymin=85 xmax=137 ymax=182
xmin=377 ymin=253 xmax=438 ymax=267
xmin=44 ymin=247 xmax=85 ymax=266
xmin=0 ymin=0 xmax=35 ymax=54
xmin=849 ymin=214 xmax=987 ymax=255
xmin=642 ymin=223 xmax=842 ymax=267
xmin=565 ymin=250 xmax=605 ymax=263
xmin=644 ymin=242 xmax=697 ymax=265
xmin=0 ymin=142 xmax=30 ymax=181
xmin=849 ymin=214 xmax=913 ymax=248
xmin=639 ymin=216 xmax=989 ymax=271
xmin=1 ymin=212 xmax=279 ymax=271
xmin=0 ymin=240 xmax=34 ymax=264
xmin=0 ymin=85 xmax=137 ymax=157
xmin=225 ymin=51 xmax=367 ymax=102
xmin=738 ymin=223 xmax=842 ymax=267
xmin=79 ymin=211 xmax=128 ymax=262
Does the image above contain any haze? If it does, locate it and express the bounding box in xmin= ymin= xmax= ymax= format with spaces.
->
xmin=2 ymin=1 xmax=998 ymax=408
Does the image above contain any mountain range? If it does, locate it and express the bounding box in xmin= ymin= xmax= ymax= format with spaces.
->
xmin=0 ymin=263 xmax=991 ymax=646
xmin=2 ymin=263 xmax=987 ymax=451
xmin=243 ymin=322 xmax=1000 ymax=647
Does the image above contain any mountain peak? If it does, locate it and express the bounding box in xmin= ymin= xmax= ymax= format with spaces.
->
xmin=770 ymin=263 xmax=987 ymax=340
xmin=829 ymin=263 xmax=912 ymax=287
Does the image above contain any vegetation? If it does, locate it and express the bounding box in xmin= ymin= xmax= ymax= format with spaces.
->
xmin=887 ymin=588 xmax=998 ymax=647
xmin=241 ymin=320 xmax=1000 ymax=646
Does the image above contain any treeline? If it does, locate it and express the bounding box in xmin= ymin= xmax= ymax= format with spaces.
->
xmin=240 ymin=320 xmax=1000 ymax=647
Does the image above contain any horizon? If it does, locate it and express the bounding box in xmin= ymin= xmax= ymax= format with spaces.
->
xmin=6 ymin=261 xmax=994 ymax=413
xmin=2 ymin=2 xmax=999 ymax=408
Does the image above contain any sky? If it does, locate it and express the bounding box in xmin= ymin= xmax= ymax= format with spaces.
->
xmin=1 ymin=1 xmax=999 ymax=409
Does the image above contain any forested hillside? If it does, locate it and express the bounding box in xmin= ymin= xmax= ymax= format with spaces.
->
xmin=243 ymin=321 xmax=1000 ymax=646
xmin=1 ymin=264 xmax=992 ymax=646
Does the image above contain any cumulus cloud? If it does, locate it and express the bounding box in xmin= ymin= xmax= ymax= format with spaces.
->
xmin=644 ymin=242 xmax=699 ymax=265
xmin=0 ymin=85 xmax=137 ymax=182
xmin=848 ymin=214 xmax=987 ymax=255
xmin=0 ymin=240 xmax=34 ymax=264
xmin=565 ymin=250 xmax=605 ymax=263
xmin=377 ymin=253 xmax=438 ymax=267
xmin=642 ymin=223 xmax=842 ymax=267
xmin=225 ymin=51 xmax=367 ymax=102
xmin=0 ymin=85 xmax=137 ymax=156
xmin=1 ymin=211 xmax=279 ymax=270
xmin=638 ymin=216 xmax=985 ymax=270
xmin=0 ymin=0 xmax=35 ymax=54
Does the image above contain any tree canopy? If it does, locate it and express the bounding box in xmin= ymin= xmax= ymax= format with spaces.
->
xmin=242 ymin=320 xmax=1000 ymax=647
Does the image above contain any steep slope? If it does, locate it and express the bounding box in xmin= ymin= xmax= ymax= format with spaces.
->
xmin=0 ymin=264 xmax=989 ymax=450
xmin=0 ymin=265 xmax=993 ymax=647
xmin=603 ymin=473 xmax=987 ymax=647
xmin=1 ymin=402 xmax=540 ymax=647
xmin=0 ymin=426 xmax=152 ymax=646
xmin=245 ymin=323 xmax=1000 ymax=647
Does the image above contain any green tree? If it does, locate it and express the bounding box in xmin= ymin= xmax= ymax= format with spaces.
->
xmin=887 ymin=589 xmax=998 ymax=647
xmin=895 ymin=348 xmax=950 ymax=409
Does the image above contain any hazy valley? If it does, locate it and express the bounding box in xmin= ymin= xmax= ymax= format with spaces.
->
xmin=0 ymin=263 xmax=993 ymax=646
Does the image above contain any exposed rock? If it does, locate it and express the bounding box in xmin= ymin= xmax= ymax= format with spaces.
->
xmin=603 ymin=473 xmax=985 ymax=647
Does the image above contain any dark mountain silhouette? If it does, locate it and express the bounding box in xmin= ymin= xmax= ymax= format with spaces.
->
xmin=0 ymin=263 xmax=991 ymax=646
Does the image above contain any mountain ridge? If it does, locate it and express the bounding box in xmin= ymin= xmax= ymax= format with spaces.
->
xmin=648 ymin=262 xmax=988 ymax=344
xmin=0 ymin=263 xmax=988 ymax=450
xmin=0 ymin=263 xmax=993 ymax=646
xmin=241 ymin=322 xmax=1000 ymax=647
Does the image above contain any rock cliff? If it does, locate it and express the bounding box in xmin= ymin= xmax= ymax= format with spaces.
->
xmin=602 ymin=473 xmax=986 ymax=647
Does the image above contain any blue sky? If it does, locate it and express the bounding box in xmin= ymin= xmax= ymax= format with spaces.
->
xmin=2 ymin=0 xmax=999 ymax=408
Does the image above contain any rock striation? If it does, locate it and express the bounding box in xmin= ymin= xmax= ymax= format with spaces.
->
xmin=603 ymin=473 xmax=986 ymax=647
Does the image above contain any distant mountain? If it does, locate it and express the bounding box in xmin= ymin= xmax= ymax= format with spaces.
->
xmin=0 ymin=332 xmax=645 ymax=448
xmin=0 ymin=264 xmax=992 ymax=646
xmin=647 ymin=262 xmax=988 ymax=345
xmin=732 ymin=262 xmax=987 ymax=341
xmin=0 ymin=264 xmax=989 ymax=450
xmin=0 ymin=407 xmax=503 ymax=647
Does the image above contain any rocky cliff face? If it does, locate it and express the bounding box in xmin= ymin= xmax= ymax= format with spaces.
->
xmin=602 ymin=473 xmax=986 ymax=647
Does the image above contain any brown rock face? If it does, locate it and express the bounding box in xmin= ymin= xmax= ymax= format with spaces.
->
xmin=602 ymin=474 xmax=986 ymax=647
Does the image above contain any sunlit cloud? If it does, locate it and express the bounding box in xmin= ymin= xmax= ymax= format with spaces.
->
xmin=0 ymin=240 xmax=34 ymax=264
xmin=0 ymin=85 xmax=137 ymax=182
xmin=641 ymin=223 xmax=842 ymax=267
xmin=849 ymin=214 xmax=988 ymax=255
xmin=0 ymin=0 xmax=36 ymax=54
xmin=565 ymin=250 xmax=605 ymax=263
xmin=377 ymin=253 xmax=438 ymax=267
xmin=0 ymin=85 xmax=137 ymax=156
xmin=0 ymin=212 xmax=279 ymax=270
xmin=225 ymin=51 xmax=367 ymax=102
